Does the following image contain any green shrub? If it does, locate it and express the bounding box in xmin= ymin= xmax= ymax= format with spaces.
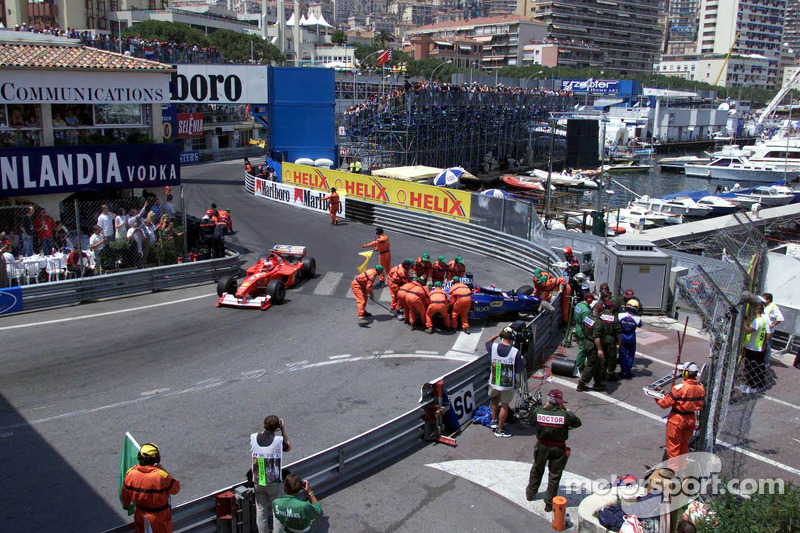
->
xmin=696 ymin=482 xmax=799 ymax=533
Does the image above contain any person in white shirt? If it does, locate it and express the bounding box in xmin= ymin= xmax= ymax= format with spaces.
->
xmin=114 ymin=208 xmax=129 ymax=241
xmin=2 ymin=244 xmax=17 ymax=265
xmin=97 ymin=204 xmax=115 ymax=242
xmin=88 ymin=225 xmax=106 ymax=274
xmin=126 ymin=220 xmax=144 ymax=267
xmin=163 ymin=194 xmax=178 ymax=221
xmin=142 ymin=213 xmax=157 ymax=260
xmin=762 ymin=293 xmax=784 ymax=368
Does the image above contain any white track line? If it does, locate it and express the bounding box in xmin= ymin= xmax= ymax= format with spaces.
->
xmin=448 ymin=330 xmax=483 ymax=355
xmin=549 ymin=376 xmax=800 ymax=478
xmin=0 ymin=293 xmax=215 ymax=331
xmin=312 ymin=271 xmax=343 ymax=296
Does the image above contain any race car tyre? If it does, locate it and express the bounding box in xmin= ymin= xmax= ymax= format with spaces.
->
xmin=266 ymin=279 xmax=286 ymax=304
xmin=516 ymin=284 xmax=534 ymax=295
xmin=300 ymin=257 xmax=317 ymax=278
xmin=217 ymin=276 xmax=238 ymax=297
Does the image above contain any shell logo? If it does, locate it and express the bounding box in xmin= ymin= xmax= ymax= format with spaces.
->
xmin=334 ymin=178 xmax=344 ymax=190
xmin=396 ymin=190 xmax=407 ymax=205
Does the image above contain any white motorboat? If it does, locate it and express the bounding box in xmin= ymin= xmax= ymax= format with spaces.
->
xmin=529 ymin=169 xmax=599 ymax=188
xmin=733 ymin=186 xmax=795 ymax=207
xmin=608 ymin=206 xmax=679 ymax=228
xmin=684 ymin=155 xmax=791 ymax=182
xmin=658 ymin=155 xmax=710 ymax=171
xmin=632 ymin=196 xmax=713 ymax=218
xmin=695 ymin=196 xmax=740 ymax=215
xmin=745 ymin=135 xmax=800 ymax=172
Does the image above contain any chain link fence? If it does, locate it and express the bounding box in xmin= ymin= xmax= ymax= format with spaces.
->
xmin=673 ymin=211 xmax=768 ymax=480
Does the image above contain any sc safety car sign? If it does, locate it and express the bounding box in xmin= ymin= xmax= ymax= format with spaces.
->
xmin=255 ymin=178 xmax=345 ymax=219
xmin=449 ymin=384 xmax=475 ymax=426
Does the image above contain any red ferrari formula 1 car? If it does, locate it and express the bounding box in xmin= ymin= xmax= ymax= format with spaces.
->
xmin=216 ymin=245 xmax=316 ymax=310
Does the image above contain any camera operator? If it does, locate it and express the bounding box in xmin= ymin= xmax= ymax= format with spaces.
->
xmin=486 ymin=327 xmax=524 ymax=438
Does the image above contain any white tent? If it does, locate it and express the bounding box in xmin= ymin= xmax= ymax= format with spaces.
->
xmin=286 ymin=13 xmax=296 ymax=26
xmin=299 ymin=14 xmax=308 ymax=26
xmin=306 ymin=13 xmax=319 ymax=26
xmin=315 ymin=14 xmax=333 ymax=28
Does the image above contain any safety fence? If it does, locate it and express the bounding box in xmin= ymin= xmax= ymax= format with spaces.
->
xmin=674 ymin=211 xmax=768 ymax=480
xmin=103 ymin=301 xmax=561 ymax=533
xmin=13 ymin=252 xmax=240 ymax=313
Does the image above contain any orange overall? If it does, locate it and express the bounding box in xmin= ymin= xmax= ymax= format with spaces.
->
xmin=413 ymin=257 xmax=432 ymax=282
xmin=426 ymin=287 xmax=451 ymax=329
xmin=388 ymin=264 xmax=411 ymax=311
xmin=404 ymin=282 xmax=429 ymax=326
xmin=430 ymin=261 xmax=448 ymax=284
xmin=535 ymin=274 xmax=566 ymax=301
xmin=121 ymin=465 xmax=181 ymax=533
xmin=397 ymin=281 xmax=416 ymax=318
xmin=363 ymin=235 xmax=390 ymax=282
xmin=655 ymin=378 xmax=705 ymax=460
xmin=449 ymin=282 xmax=473 ymax=331
xmin=322 ymin=191 xmax=340 ymax=224
xmin=350 ymin=268 xmax=378 ymax=317
xmin=446 ymin=260 xmax=466 ymax=281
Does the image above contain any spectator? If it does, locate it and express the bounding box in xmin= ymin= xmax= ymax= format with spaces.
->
xmin=2 ymin=244 xmax=16 ymax=265
xmin=67 ymin=248 xmax=93 ymax=277
xmin=97 ymin=204 xmax=115 ymax=243
xmin=163 ymin=194 xmax=177 ymax=221
xmin=272 ymin=474 xmax=321 ymax=533
xmin=20 ymin=205 xmax=35 ymax=256
xmin=250 ymin=416 xmax=291 ymax=533
xmin=762 ymin=293 xmax=784 ymax=368
xmin=89 ymin=224 xmax=106 ymax=252
xmin=35 ymin=207 xmax=56 ymax=255
xmin=126 ymin=219 xmax=145 ymax=268
xmin=115 ymin=208 xmax=129 ymax=241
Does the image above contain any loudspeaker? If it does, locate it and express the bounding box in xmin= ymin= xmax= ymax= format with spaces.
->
xmin=565 ymin=119 xmax=599 ymax=169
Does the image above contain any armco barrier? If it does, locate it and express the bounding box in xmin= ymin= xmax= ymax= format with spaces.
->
xmin=103 ymin=303 xmax=561 ymax=533
xmin=12 ymin=253 xmax=240 ymax=314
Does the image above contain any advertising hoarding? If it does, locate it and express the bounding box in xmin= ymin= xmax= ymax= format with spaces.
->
xmin=281 ymin=163 xmax=471 ymax=221
xmin=171 ymin=65 xmax=269 ymax=104
xmin=254 ymin=177 xmax=345 ymax=218
xmin=0 ymin=71 xmax=169 ymax=104
xmin=0 ymin=143 xmax=181 ymax=197
xmin=561 ymin=79 xmax=620 ymax=94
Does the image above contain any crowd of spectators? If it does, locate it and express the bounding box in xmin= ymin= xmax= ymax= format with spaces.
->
xmin=13 ymin=23 xmax=223 ymax=64
xmin=342 ymin=80 xmax=574 ymax=172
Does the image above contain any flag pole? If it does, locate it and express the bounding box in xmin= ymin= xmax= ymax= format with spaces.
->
xmin=125 ymin=431 xmax=142 ymax=450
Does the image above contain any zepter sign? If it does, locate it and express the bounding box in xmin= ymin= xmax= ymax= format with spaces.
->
xmin=170 ymin=65 xmax=269 ymax=104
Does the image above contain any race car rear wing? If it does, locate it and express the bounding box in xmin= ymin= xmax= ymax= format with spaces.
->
xmin=272 ymin=244 xmax=307 ymax=258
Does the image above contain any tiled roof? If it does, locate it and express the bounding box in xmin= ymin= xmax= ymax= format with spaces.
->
xmin=410 ymin=15 xmax=539 ymax=34
xmin=0 ymin=43 xmax=174 ymax=71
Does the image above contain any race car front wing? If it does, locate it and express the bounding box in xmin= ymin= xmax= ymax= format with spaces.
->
xmin=216 ymin=293 xmax=272 ymax=310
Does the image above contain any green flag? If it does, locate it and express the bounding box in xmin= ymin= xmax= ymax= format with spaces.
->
xmin=118 ymin=432 xmax=141 ymax=516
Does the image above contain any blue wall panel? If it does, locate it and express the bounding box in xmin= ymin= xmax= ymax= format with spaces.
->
xmin=268 ymin=67 xmax=336 ymax=165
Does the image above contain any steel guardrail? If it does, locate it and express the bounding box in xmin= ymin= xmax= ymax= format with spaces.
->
xmin=11 ymin=253 xmax=240 ymax=314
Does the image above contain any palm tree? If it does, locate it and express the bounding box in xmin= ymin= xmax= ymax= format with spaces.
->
xmin=374 ymin=30 xmax=395 ymax=49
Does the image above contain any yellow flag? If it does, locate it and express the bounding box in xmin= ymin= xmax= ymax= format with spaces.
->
xmin=357 ymin=251 xmax=373 ymax=273
xmin=248 ymin=139 xmax=266 ymax=149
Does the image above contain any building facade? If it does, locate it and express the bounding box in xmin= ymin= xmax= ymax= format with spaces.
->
xmin=515 ymin=0 xmax=662 ymax=74
xmin=657 ymin=54 xmax=770 ymax=88
xmin=406 ymin=15 xmax=547 ymax=69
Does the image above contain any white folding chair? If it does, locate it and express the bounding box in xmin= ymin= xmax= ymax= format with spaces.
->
xmin=25 ymin=262 xmax=41 ymax=284
xmin=11 ymin=263 xmax=26 ymax=286
xmin=46 ymin=258 xmax=62 ymax=282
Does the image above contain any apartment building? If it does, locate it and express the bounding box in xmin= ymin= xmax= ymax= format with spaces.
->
xmin=406 ymin=14 xmax=547 ymax=69
xmin=515 ymin=0 xmax=662 ymax=74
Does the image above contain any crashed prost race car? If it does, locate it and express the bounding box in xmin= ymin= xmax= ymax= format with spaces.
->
xmin=444 ymin=274 xmax=545 ymax=320
xmin=216 ymin=245 xmax=316 ymax=310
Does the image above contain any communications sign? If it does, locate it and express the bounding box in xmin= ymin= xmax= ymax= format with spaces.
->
xmin=0 ymin=71 xmax=169 ymax=104
xmin=0 ymin=144 xmax=180 ymax=197
xmin=561 ymin=79 xmax=620 ymax=94
xmin=281 ymin=163 xmax=471 ymax=221
xmin=254 ymin=178 xmax=345 ymax=218
xmin=171 ymin=65 xmax=269 ymax=104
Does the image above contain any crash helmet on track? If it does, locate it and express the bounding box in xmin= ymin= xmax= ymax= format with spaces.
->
xmin=625 ymin=299 xmax=641 ymax=314
xmin=264 ymin=260 xmax=273 ymax=270
xmin=455 ymin=255 xmax=464 ymax=263
xmin=533 ymin=268 xmax=542 ymax=278
xmin=402 ymin=259 xmax=413 ymax=269
xmin=375 ymin=227 xmax=384 ymax=234
xmin=434 ymin=281 xmax=442 ymax=287
xmin=421 ymin=253 xmax=430 ymax=261
xmin=564 ymin=246 xmax=573 ymax=255
xmin=437 ymin=255 xmax=445 ymax=262
xmin=680 ymin=362 xmax=699 ymax=378
xmin=412 ymin=277 xmax=422 ymax=283
xmin=452 ymin=276 xmax=460 ymax=283
xmin=374 ymin=264 xmax=384 ymax=272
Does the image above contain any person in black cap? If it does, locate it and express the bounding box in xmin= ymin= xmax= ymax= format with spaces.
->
xmin=526 ymin=389 xmax=581 ymax=511
xmin=322 ymin=187 xmax=340 ymax=225
xmin=362 ymin=227 xmax=390 ymax=285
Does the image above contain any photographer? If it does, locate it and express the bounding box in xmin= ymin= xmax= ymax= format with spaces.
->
xmin=486 ymin=327 xmax=524 ymax=438
xmin=250 ymin=416 xmax=291 ymax=533
xmin=272 ymin=473 xmax=322 ymax=533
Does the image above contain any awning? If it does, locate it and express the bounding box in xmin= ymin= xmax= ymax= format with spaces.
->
xmin=435 ymin=40 xmax=453 ymax=47
xmin=459 ymin=45 xmax=471 ymax=51
xmin=473 ymin=36 xmax=493 ymax=42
